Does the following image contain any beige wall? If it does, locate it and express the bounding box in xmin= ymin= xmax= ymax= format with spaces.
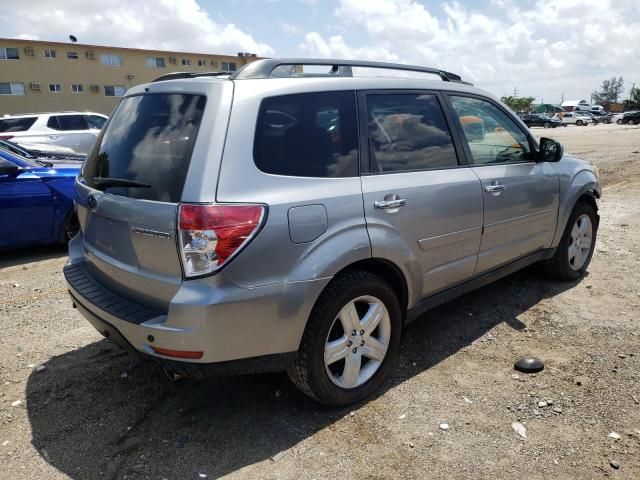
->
xmin=0 ymin=38 xmax=259 ymax=116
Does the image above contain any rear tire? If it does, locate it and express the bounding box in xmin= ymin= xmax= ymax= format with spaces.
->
xmin=617 ymin=119 xmax=623 ymax=125
xmin=628 ymin=119 xmax=636 ymax=126
xmin=288 ymin=270 xmax=402 ymax=406
xmin=543 ymin=122 xmax=551 ymax=129
xmin=59 ymin=213 xmax=80 ymax=244
xmin=541 ymin=201 xmax=598 ymax=281
xmin=576 ymin=120 xmax=583 ymax=126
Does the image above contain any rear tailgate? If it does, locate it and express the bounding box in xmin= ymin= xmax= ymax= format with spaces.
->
xmin=75 ymin=80 xmax=233 ymax=309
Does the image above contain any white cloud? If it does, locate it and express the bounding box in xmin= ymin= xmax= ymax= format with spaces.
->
xmin=7 ymin=0 xmax=273 ymax=56
xmin=280 ymin=22 xmax=303 ymax=35
xmin=300 ymin=0 xmax=640 ymax=100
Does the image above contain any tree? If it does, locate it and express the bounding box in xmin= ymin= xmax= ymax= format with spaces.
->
xmin=591 ymin=77 xmax=625 ymax=107
xmin=500 ymin=96 xmax=536 ymax=113
xmin=623 ymin=84 xmax=640 ymax=110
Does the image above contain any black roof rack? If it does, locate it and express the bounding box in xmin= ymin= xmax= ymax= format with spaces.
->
xmin=151 ymin=71 xmax=232 ymax=82
xmin=230 ymin=58 xmax=472 ymax=85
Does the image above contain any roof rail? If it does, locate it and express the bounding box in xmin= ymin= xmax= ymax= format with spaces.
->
xmin=230 ymin=58 xmax=472 ymax=85
xmin=151 ymin=71 xmax=232 ymax=83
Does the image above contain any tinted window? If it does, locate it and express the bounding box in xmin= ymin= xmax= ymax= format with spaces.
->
xmin=85 ymin=115 xmax=107 ymax=129
xmin=57 ymin=115 xmax=89 ymax=131
xmin=254 ymin=91 xmax=359 ymax=177
xmin=83 ymin=93 xmax=206 ymax=202
xmin=450 ymin=95 xmax=532 ymax=165
xmin=47 ymin=117 xmax=60 ymax=130
xmin=366 ymin=93 xmax=458 ymax=173
xmin=0 ymin=117 xmax=37 ymax=132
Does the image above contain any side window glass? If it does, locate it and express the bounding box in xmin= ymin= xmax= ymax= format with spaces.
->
xmin=366 ymin=93 xmax=458 ymax=173
xmin=57 ymin=115 xmax=89 ymax=131
xmin=47 ymin=116 xmax=61 ymax=130
xmin=253 ymin=91 xmax=359 ymax=177
xmin=450 ymin=95 xmax=531 ymax=165
xmin=85 ymin=115 xmax=107 ymax=129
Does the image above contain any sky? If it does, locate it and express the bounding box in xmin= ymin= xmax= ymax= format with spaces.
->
xmin=1 ymin=0 xmax=639 ymax=103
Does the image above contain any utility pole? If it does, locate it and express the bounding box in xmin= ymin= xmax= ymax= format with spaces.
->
xmin=561 ymin=92 xmax=564 ymax=103
xmin=513 ymin=86 xmax=519 ymax=98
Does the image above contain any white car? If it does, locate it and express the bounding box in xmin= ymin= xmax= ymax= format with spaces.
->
xmin=555 ymin=112 xmax=592 ymax=126
xmin=0 ymin=112 xmax=108 ymax=154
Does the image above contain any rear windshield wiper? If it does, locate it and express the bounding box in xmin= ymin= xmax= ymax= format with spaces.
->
xmin=92 ymin=177 xmax=151 ymax=189
xmin=35 ymin=159 xmax=54 ymax=167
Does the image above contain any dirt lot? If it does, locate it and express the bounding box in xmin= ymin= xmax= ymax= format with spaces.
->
xmin=1 ymin=124 xmax=639 ymax=480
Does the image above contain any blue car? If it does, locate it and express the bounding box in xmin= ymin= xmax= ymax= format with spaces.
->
xmin=0 ymin=148 xmax=80 ymax=249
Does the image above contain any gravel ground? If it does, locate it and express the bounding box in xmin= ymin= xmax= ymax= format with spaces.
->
xmin=1 ymin=124 xmax=639 ymax=480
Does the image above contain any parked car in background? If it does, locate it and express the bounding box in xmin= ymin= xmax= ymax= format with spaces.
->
xmin=0 ymin=148 xmax=80 ymax=249
xmin=576 ymin=111 xmax=602 ymax=125
xmin=65 ymin=58 xmax=602 ymax=406
xmin=597 ymin=112 xmax=616 ymax=124
xmin=0 ymin=139 xmax=85 ymax=162
xmin=621 ymin=111 xmax=640 ymax=125
xmin=555 ymin=112 xmax=592 ymax=126
xmin=520 ymin=114 xmax=562 ymax=128
xmin=0 ymin=112 xmax=107 ymax=155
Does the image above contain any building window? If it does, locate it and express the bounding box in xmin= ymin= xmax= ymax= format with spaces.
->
xmin=100 ymin=53 xmax=123 ymax=66
xmin=0 ymin=47 xmax=20 ymax=60
xmin=104 ymin=85 xmax=126 ymax=97
xmin=197 ymin=59 xmax=206 ymax=67
xmin=221 ymin=61 xmax=237 ymax=71
xmin=49 ymin=83 xmax=62 ymax=93
xmin=67 ymin=51 xmax=79 ymax=59
xmin=181 ymin=58 xmax=191 ymax=66
xmin=43 ymin=49 xmax=56 ymax=59
xmin=71 ymin=84 xmax=84 ymax=93
xmin=0 ymin=82 xmax=25 ymax=95
xmin=145 ymin=57 xmax=165 ymax=68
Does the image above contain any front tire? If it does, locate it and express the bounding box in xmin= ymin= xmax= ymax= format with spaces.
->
xmin=628 ymin=119 xmax=636 ymax=125
xmin=617 ymin=119 xmax=623 ymax=125
xmin=542 ymin=201 xmax=598 ymax=281
xmin=288 ymin=270 xmax=402 ymax=406
xmin=544 ymin=122 xmax=551 ymax=129
xmin=576 ymin=120 xmax=583 ymax=126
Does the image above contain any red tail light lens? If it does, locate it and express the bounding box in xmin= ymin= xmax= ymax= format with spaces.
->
xmin=0 ymin=135 xmax=14 ymax=140
xmin=178 ymin=204 xmax=265 ymax=278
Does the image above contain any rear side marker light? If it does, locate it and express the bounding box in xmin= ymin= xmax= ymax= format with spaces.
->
xmin=178 ymin=203 xmax=265 ymax=278
xmin=151 ymin=346 xmax=203 ymax=359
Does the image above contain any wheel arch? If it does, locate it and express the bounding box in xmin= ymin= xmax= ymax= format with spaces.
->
xmin=335 ymin=258 xmax=409 ymax=314
xmin=551 ymin=171 xmax=601 ymax=248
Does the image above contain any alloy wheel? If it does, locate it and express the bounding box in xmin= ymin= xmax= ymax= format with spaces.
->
xmin=568 ymin=214 xmax=593 ymax=271
xmin=324 ymin=295 xmax=391 ymax=389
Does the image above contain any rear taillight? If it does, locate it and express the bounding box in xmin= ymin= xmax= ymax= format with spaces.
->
xmin=0 ymin=135 xmax=13 ymax=140
xmin=178 ymin=203 xmax=265 ymax=278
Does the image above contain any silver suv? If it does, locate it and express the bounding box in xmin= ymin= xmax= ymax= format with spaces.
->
xmin=65 ymin=59 xmax=601 ymax=406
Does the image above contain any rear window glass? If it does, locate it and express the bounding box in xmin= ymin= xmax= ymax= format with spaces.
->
xmin=83 ymin=93 xmax=206 ymax=202
xmin=0 ymin=117 xmax=37 ymax=133
xmin=254 ymin=91 xmax=359 ymax=177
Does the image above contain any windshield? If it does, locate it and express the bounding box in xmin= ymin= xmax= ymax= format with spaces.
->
xmin=82 ymin=93 xmax=206 ymax=202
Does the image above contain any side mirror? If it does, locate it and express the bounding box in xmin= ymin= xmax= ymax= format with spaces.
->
xmin=0 ymin=160 xmax=20 ymax=176
xmin=538 ymin=137 xmax=563 ymax=162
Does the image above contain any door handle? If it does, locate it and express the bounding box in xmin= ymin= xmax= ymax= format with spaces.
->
xmin=374 ymin=198 xmax=407 ymax=209
xmin=49 ymin=135 xmax=59 ymax=139
xmin=485 ymin=184 xmax=505 ymax=193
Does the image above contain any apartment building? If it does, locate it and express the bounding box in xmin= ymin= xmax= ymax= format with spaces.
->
xmin=0 ymin=38 xmax=260 ymax=115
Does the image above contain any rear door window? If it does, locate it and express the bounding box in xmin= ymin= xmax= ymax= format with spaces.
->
xmin=0 ymin=117 xmax=37 ymax=132
xmin=365 ymin=93 xmax=459 ymax=173
xmin=57 ymin=115 xmax=90 ymax=131
xmin=82 ymin=93 xmax=206 ymax=202
xmin=253 ymin=91 xmax=359 ymax=177
xmin=85 ymin=115 xmax=107 ymax=129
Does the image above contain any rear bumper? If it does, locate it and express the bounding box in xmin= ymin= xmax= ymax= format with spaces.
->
xmin=64 ymin=256 xmax=329 ymax=369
